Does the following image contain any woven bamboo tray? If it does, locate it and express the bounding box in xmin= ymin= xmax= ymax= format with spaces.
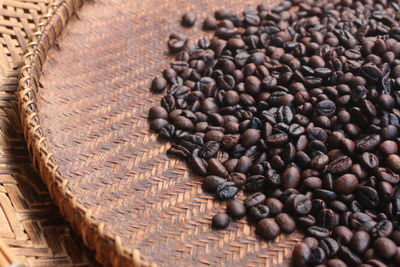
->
xmin=18 ymin=0 xmax=304 ymax=266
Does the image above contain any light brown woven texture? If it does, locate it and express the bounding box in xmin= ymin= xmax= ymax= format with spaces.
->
xmin=18 ymin=0 xmax=304 ymax=266
xmin=0 ymin=0 xmax=100 ymax=266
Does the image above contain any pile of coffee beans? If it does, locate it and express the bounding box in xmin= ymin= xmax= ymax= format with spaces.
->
xmin=148 ymin=0 xmax=400 ymax=265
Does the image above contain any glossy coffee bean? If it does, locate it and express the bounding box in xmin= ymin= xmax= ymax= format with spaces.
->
xmin=212 ymin=213 xmax=230 ymax=229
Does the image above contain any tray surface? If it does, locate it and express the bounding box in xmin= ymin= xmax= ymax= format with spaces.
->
xmin=21 ymin=0 xmax=302 ymax=265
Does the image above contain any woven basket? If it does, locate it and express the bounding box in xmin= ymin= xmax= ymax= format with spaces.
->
xmin=18 ymin=0 xmax=303 ymax=266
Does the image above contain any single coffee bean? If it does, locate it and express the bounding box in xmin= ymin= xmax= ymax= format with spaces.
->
xmin=320 ymin=237 xmax=339 ymax=257
xmin=282 ymin=165 xmax=300 ymax=189
xmin=292 ymin=243 xmax=311 ymax=266
xmin=226 ymin=199 xmax=246 ymax=218
xmin=349 ymin=231 xmax=370 ymax=255
xmin=386 ymin=154 xmax=400 ymax=173
xmin=327 ymin=259 xmax=347 ymax=267
xmin=275 ymin=213 xmax=296 ymax=233
xmin=248 ymin=205 xmax=270 ymax=221
xmin=212 ymin=213 xmax=230 ymax=229
xmin=243 ymin=192 xmax=265 ymax=209
xmin=333 ymin=226 xmax=353 ymax=245
xmin=339 ymin=246 xmax=362 ymax=265
xmin=374 ymin=237 xmax=397 ymax=259
xmin=256 ymin=218 xmax=280 ymax=240
xmin=328 ymin=156 xmax=352 ymax=174
xmin=333 ymin=174 xmax=359 ymax=194
xmin=216 ymin=182 xmax=238 ymax=200
xmin=306 ymin=226 xmax=330 ymax=239
xmin=181 ymin=12 xmax=196 ymax=27
xmin=208 ymin=158 xmax=228 ymax=177
xmin=265 ymin=197 xmax=284 ymax=215
xmin=309 ymin=247 xmax=326 ymax=265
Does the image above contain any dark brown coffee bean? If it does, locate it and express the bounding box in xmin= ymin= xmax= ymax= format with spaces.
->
xmin=320 ymin=237 xmax=339 ymax=257
xmin=203 ymin=176 xmax=225 ymax=193
xmin=216 ymin=182 xmax=238 ymax=200
xmin=355 ymin=134 xmax=381 ymax=153
xmin=333 ymin=226 xmax=353 ymax=245
xmin=208 ymin=158 xmax=228 ymax=177
xmin=150 ymin=118 xmax=169 ymax=132
xmin=266 ymin=133 xmax=289 ymax=147
xmin=377 ymin=167 xmax=400 ymax=184
xmin=309 ymin=247 xmax=326 ymax=265
xmin=374 ymin=237 xmax=397 ymax=259
xmin=282 ymin=165 xmax=300 ymax=189
xmin=227 ymin=172 xmax=246 ymax=188
xmin=275 ymin=213 xmax=296 ymax=233
xmin=256 ymin=218 xmax=280 ymax=240
xmin=293 ymin=243 xmax=311 ymax=266
xmin=339 ymin=246 xmax=362 ymax=265
xmin=386 ymin=154 xmax=400 ymax=173
xmin=190 ymin=156 xmax=208 ymax=176
xmin=181 ymin=12 xmax=196 ymax=27
xmin=318 ymin=208 xmax=337 ymax=230
xmin=304 ymin=177 xmax=322 ymax=190
xmin=241 ymin=129 xmax=260 ymax=148
xmin=265 ymin=198 xmax=283 ymax=215
xmin=292 ymin=194 xmax=312 ymax=215
xmin=203 ymin=16 xmax=217 ymax=30
xmin=370 ymin=220 xmax=393 ymax=238
xmin=227 ymin=199 xmax=246 ymax=218
xmin=349 ymin=231 xmax=370 ymax=255
xmin=307 ymin=226 xmax=330 ymax=239
xmin=244 ymin=192 xmax=265 ymax=209
xmin=328 ymin=156 xmax=352 ymax=174
xmin=248 ymin=205 xmax=270 ymax=221
xmin=212 ymin=213 xmax=230 ymax=229
xmin=333 ymin=174 xmax=359 ymax=194
xmin=360 ymin=152 xmax=379 ymax=170
xmin=379 ymin=140 xmax=398 ymax=155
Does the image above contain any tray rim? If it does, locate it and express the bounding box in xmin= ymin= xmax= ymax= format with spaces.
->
xmin=17 ymin=0 xmax=155 ymax=266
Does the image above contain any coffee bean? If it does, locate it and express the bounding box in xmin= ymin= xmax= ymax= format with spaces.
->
xmin=265 ymin=198 xmax=283 ymax=215
xmin=216 ymin=182 xmax=238 ymax=200
xmin=349 ymin=231 xmax=370 ymax=255
xmin=377 ymin=167 xmax=400 ymax=184
xmin=333 ymin=226 xmax=353 ymax=245
xmin=256 ymin=218 xmax=280 ymax=240
xmin=266 ymin=133 xmax=289 ymax=147
xmin=370 ymin=220 xmax=393 ymax=238
xmin=355 ymin=134 xmax=381 ymax=153
xmin=203 ymin=16 xmax=217 ymax=30
xmin=212 ymin=213 xmax=230 ymax=229
xmin=208 ymin=158 xmax=228 ymax=177
xmin=309 ymin=247 xmax=326 ymax=265
xmin=318 ymin=208 xmax=337 ymax=230
xmin=374 ymin=237 xmax=397 ymax=258
xmin=328 ymin=156 xmax=352 ymax=174
xmin=243 ymin=192 xmax=265 ymax=209
xmin=203 ymin=176 xmax=226 ymax=193
xmin=354 ymin=186 xmax=379 ymax=209
xmin=386 ymin=154 xmax=400 ymax=173
xmin=327 ymin=259 xmax=347 ymax=267
xmin=275 ymin=213 xmax=296 ymax=233
xmin=292 ymin=194 xmax=312 ymax=215
xmin=293 ymin=243 xmax=311 ymax=266
xmin=181 ymin=12 xmax=196 ymax=27
xmin=339 ymin=246 xmax=362 ymax=265
xmin=227 ymin=199 xmax=246 ymax=218
xmin=227 ymin=172 xmax=246 ymax=188
xmin=360 ymin=152 xmax=379 ymax=170
xmin=282 ymin=165 xmax=300 ymax=189
xmin=248 ymin=205 xmax=270 ymax=221
xmin=320 ymin=237 xmax=339 ymax=257
xmin=307 ymin=226 xmax=330 ymax=239
xmin=333 ymin=174 xmax=359 ymax=194
xmin=190 ymin=156 xmax=208 ymax=176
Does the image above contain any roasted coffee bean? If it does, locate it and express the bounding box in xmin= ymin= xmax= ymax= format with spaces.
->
xmin=203 ymin=176 xmax=226 ymax=193
xmin=265 ymin=198 xmax=283 ymax=215
xmin=339 ymin=246 xmax=362 ymax=265
xmin=266 ymin=133 xmax=288 ymax=147
xmin=293 ymin=243 xmax=311 ymax=266
xmin=216 ymin=182 xmax=238 ymax=200
xmin=333 ymin=174 xmax=359 ymax=194
xmin=227 ymin=172 xmax=246 ymax=188
xmin=227 ymin=199 xmax=246 ymax=218
xmin=208 ymin=158 xmax=228 ymax=177
xmin=309 ymin=247 xmax=326 ymax=265
xmin=244 ymin=192 xmax=265 ymax=209
xmin=282 ymin=165 xmax=300 ymax=189
xmin=377 ymin=167 xmax=400 ymax=184
xmin=320 ymin=237 xmax=339 ymax=257
xmin=275 ymin=213 xmax=296 ymax=233
xmin=349 ymin=231 xmax=370 ymax=255
xmin=256 ymin=218 xmax=280 ymax=240
xmin=370 ymin=220 xmax=393 ymax=238
xmin=333 ymin=226 xmax=353 ymax=245
xmin=328 ymin=156 xmax=352 ymax=174
xmin=151 ymin=77 xmax=167 ymax=93
xmin=360 ymin=152 xmax=379 ymax=170
xmin=167 ymin=144 xmax=190 ymax=158
xmin=181 ymin=12 xmax=196 ymax=27
xmin=212 ymin=213 xmax=230 ymax=229
xmin=318 ymin=208 xmax=337 ymax=230
xmin=248 ymin=205 xmax=270 ymax=221
xmin=374 ymin=237 xmax=397 ymax=259
xmin=307 ymin=226 xmax=330 ymax=239
xmin=190 ymin=156 xmax=208 ymax=176
xmin=292 ymin=194 xmax=312 ymax=215
xmin=327 ymin=259 xmax=347 ymax=267
xmin=355 ymin=186 xmax=379 ymax=209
